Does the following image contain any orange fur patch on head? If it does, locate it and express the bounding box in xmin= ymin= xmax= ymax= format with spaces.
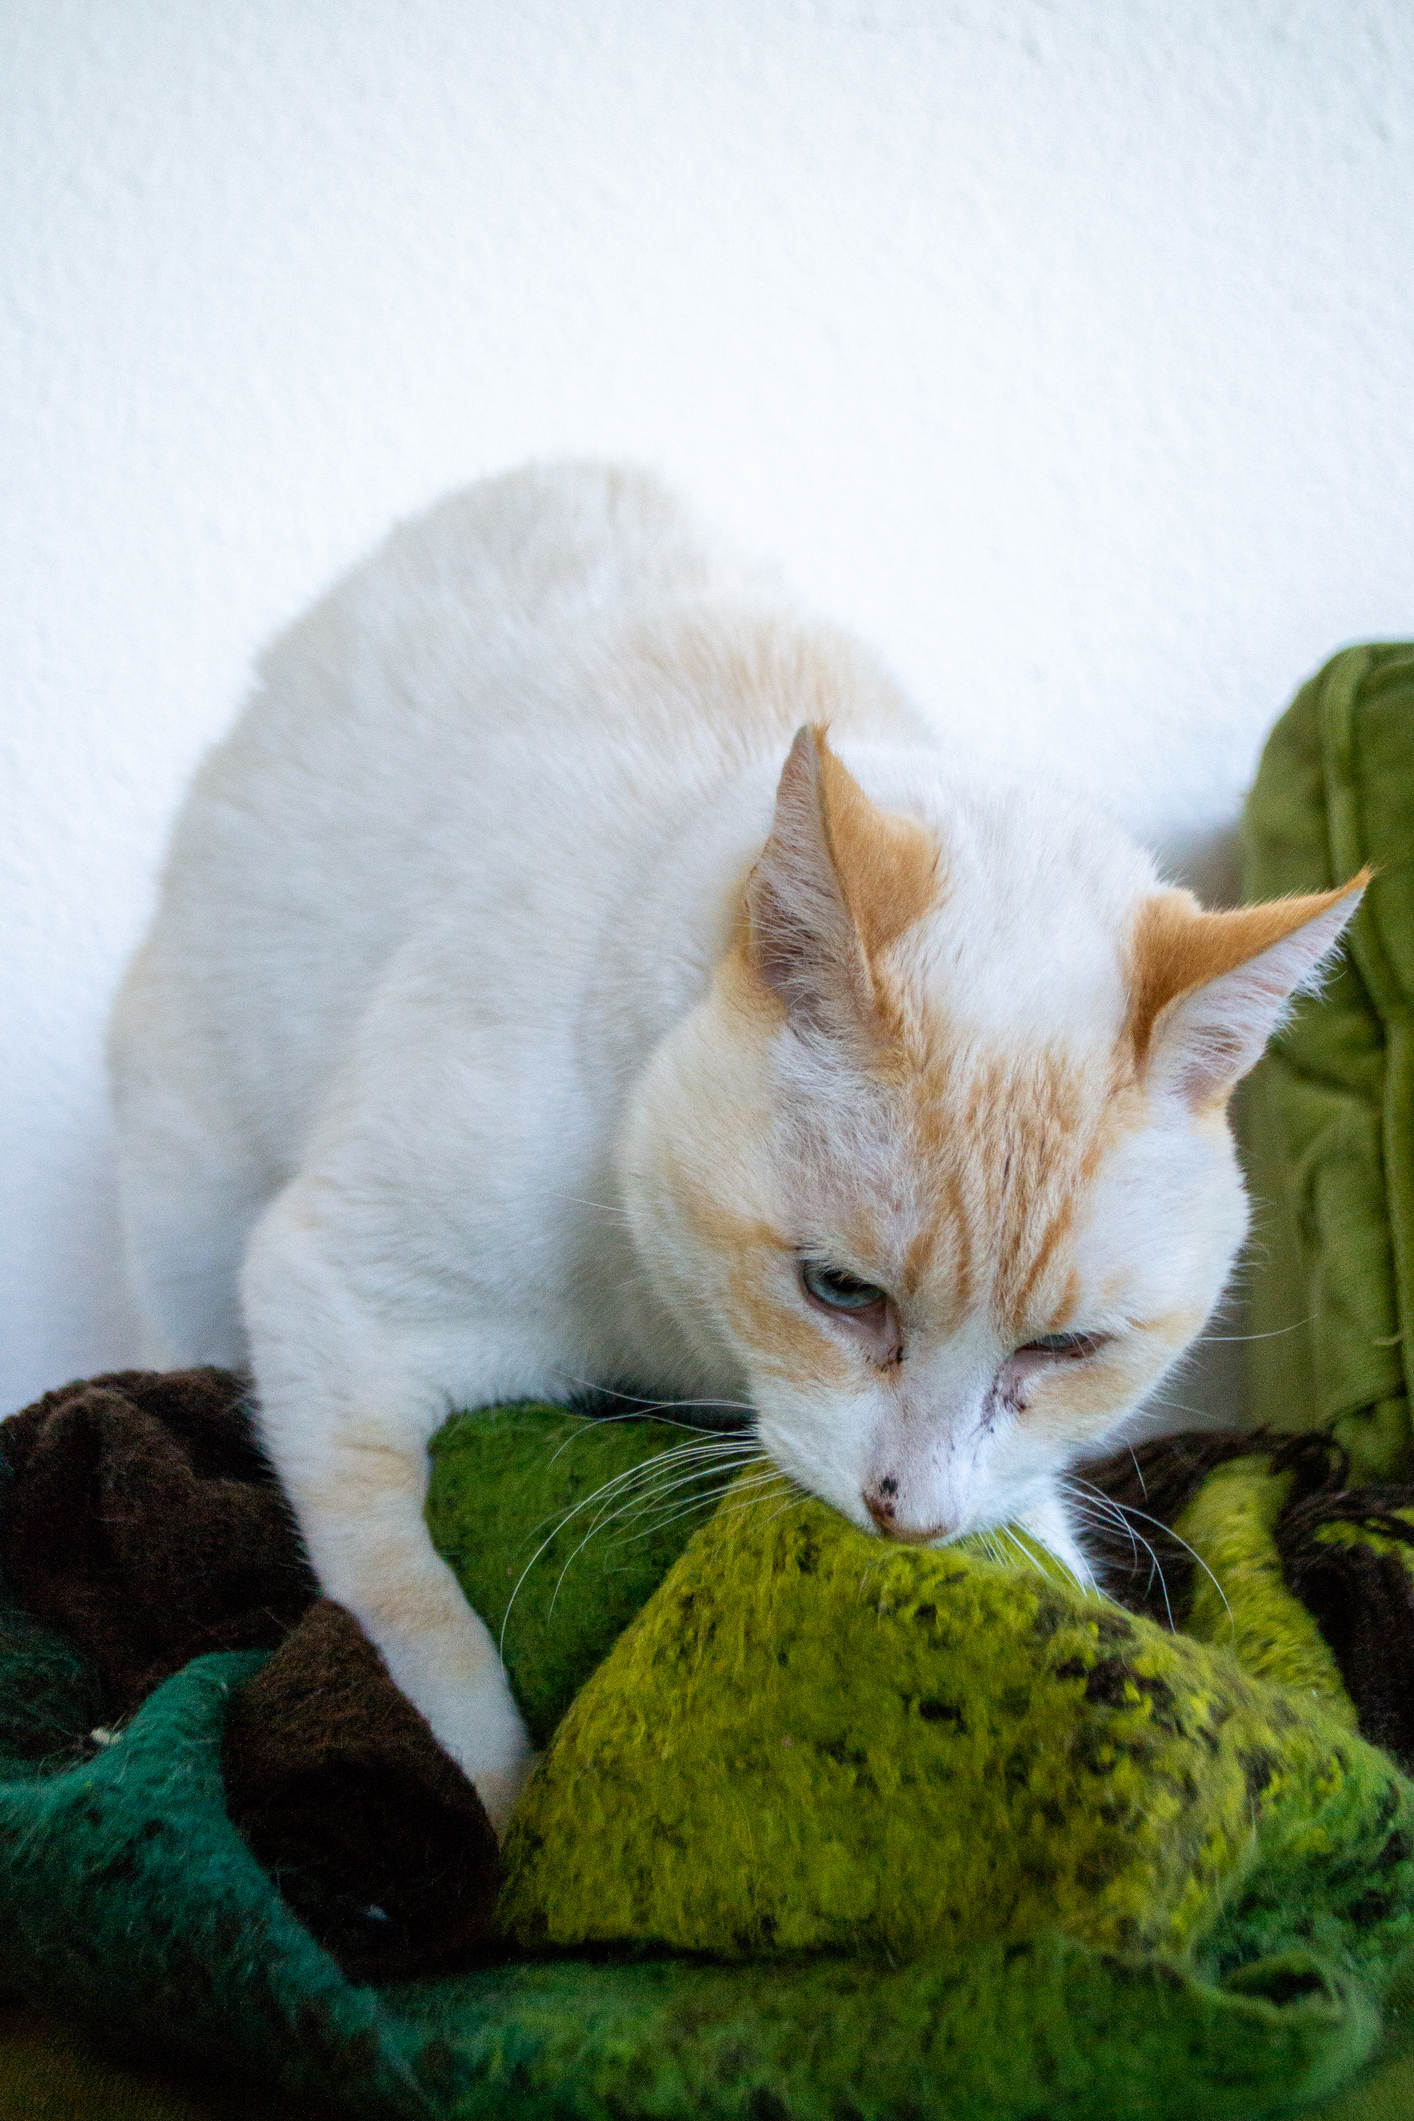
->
xmin=1125 ymin=877 xmax=1370 ymax=1065
xmin=725 ymin=1257 xmax=855 ymax=1387
xmin=893 ymin=1032 xmax=1125 ymax=1341
xmin=740 ymin=725 xmax=943 ymax=1049
xmin=885 ymin=1034 xmax=1131 ymax=1346
xmin=980 ymin=1061 xmax=1118 ymax=1338
xmin=672 ymin=1171 xmax=852 ymax=1387
xmin=809 ymin=729 xmax=943 ymax=963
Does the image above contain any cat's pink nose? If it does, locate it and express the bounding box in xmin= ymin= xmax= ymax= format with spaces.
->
xmin=864 ymin=1483 xmax=950 ymax=1543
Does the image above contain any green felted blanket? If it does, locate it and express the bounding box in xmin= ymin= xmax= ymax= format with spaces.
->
xmin=3 ymin=1401 xmax=1414 ymax=2121
xmin=1242 ymin=641 xmax=1414 ymax=1483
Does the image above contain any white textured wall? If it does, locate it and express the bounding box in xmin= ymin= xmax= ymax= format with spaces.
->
xmin=3 ymin=0 xmax=1412 ymax=1416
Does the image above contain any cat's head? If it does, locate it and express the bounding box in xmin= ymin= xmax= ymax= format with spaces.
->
xmin=621 ymin=725 xmax=1364 ymax=1554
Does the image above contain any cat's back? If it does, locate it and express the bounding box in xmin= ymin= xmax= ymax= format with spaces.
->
xmin=112 ymin=469 xmax=726 ymax=1154
xmin=113 ymin=463 xmax=917 ymax=1184
xmin=179 ymin=460 xmax=762 ymax=910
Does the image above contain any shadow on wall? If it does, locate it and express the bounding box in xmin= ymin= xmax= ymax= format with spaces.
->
xmin=1152 ymin=820 xmax=1244 ymax=910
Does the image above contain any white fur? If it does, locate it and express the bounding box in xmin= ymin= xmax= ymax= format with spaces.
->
xmin=110 ymin=463 xmax=1355 ymax=1826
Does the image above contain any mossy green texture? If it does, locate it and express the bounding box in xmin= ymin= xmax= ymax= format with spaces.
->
xmin=426 ymin=1402 xmax=741 ymax=1744
xmin=1175 ymin=1456 xmax=1360 ymax=1720
xmin=499 ymin=1473 xmax=1414 ymax=1982
xmin=1242 ymin=642 xmax=1414 ymax=1481
xmin=0 ymin=1654 xmax=1391 ymax=2121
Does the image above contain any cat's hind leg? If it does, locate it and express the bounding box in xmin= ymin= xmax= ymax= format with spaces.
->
xmin=110 ymin=1093 xmax=273 ymax=1371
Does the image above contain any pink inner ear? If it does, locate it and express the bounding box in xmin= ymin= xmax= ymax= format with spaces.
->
xmin=1143 ymin=880 xmax=1366 ymax=1109
xmin=744 ymin=727 xmax=873 ymax=1040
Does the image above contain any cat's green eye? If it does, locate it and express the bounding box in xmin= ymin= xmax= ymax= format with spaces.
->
xmin=800 ymin=1261 xmax=889 ymax=1313
xmin=1020 ymin=1332 xmax=1110 ymax=1360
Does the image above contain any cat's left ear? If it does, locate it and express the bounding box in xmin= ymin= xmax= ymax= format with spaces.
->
xmin=743 ymin=724 xmax=941 ymax=1050
xmin=1132 ymin=873 xmax=1370 ymax=1110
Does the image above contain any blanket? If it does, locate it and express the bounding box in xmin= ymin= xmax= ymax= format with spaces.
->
xmin=3 ymin=1369 xmax=1414 ymax=2119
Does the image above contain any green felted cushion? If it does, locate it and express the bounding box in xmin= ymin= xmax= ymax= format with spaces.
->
xmin=1242 ymin=642 xmax=1414 ymax=1482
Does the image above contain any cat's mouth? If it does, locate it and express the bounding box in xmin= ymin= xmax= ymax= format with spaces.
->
xmin=870 ymin=1517 xmax=951 ymax=1546
xmin=863 ymin=1490 xmax=951 ymax=1543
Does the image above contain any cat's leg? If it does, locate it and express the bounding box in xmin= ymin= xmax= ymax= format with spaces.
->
xmin=111 ymin=1096 xmax=273 ymax=1371
xmin=109 ymin=951 xmax=280 ymax=1369
xmin=115 ymin=1149 xmax=272 ymax=1370
xmin=241 ymin=1181 xmax=536 ymax=1835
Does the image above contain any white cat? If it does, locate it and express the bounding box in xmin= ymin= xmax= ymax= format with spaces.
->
xmin=110 ymin=463 xmax=1362 ymax=1832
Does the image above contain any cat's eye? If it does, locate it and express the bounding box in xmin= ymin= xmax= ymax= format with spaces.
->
xmin=800 ymin=1261 xmax=889 ymax=1314
xmin=1018 ymin=1332 xmax=1111 ymax=1361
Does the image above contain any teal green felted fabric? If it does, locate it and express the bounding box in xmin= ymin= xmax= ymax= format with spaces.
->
xmin=1242 ymin=642 xmax=1414 ymax=1482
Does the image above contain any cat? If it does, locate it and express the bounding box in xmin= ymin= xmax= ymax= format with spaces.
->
xmin=110 ymin=462 xmax=1363 ymax=1832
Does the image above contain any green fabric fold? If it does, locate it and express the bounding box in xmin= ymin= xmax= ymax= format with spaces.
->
xmin=1242 ymin=643 xmax=1414 ymax=1481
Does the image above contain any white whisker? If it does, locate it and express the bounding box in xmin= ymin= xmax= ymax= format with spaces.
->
xmin=602 ymin=1466 xmax=781 ymax=1554
xmin=1065 ymin=1476 xmax=1234 ymax=1636
xmin=1193 ymin=1317 xmax=1313 ymax=1344
xmin=1064 ymin=1492 xmax=1173 ymax=1626
xmin=498 ymin=1439 xmax=749 ymax=1645
xmin=536 ymin=1448 xmax=774 ymax=1614
xmin=558 ymin=1193 xmax=637 ymax=1223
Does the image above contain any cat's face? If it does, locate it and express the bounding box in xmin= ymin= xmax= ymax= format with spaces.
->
xmin=623 ymin=727 xmax=1363 ymax=1554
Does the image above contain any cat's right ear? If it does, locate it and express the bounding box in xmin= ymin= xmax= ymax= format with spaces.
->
xmin=743 ymin=725 xmax=938 ymax=1049
xmin=1132 ymin=874 xmax=1369 ymax=1110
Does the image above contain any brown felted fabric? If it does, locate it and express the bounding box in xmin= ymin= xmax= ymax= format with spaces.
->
xmin=1086 ymin=1425 xmax=1414 ymax=1776
xmin=0 ymin=1368 xmax=316 ymax=1718
xmin=1279 ymin=1487 xmax=1414 ymax=1778
xmin=221 ymin=1598 xmax=500 ymax=1982
xmin=0 ymin=1369 xmax=501 ymax=1981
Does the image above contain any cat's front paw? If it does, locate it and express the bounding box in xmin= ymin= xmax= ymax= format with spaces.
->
xmin=363 ymin=1606 xmax=538 ymax=1839
xmin=473 ymin=1747 xmax=540 ymax=1841
xmin=432 ymin=1674 xmax=538 ymax=1840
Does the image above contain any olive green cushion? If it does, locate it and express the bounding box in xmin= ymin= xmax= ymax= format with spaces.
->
xmin=1242 ymin=643 xmax=1414 ymax=1482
